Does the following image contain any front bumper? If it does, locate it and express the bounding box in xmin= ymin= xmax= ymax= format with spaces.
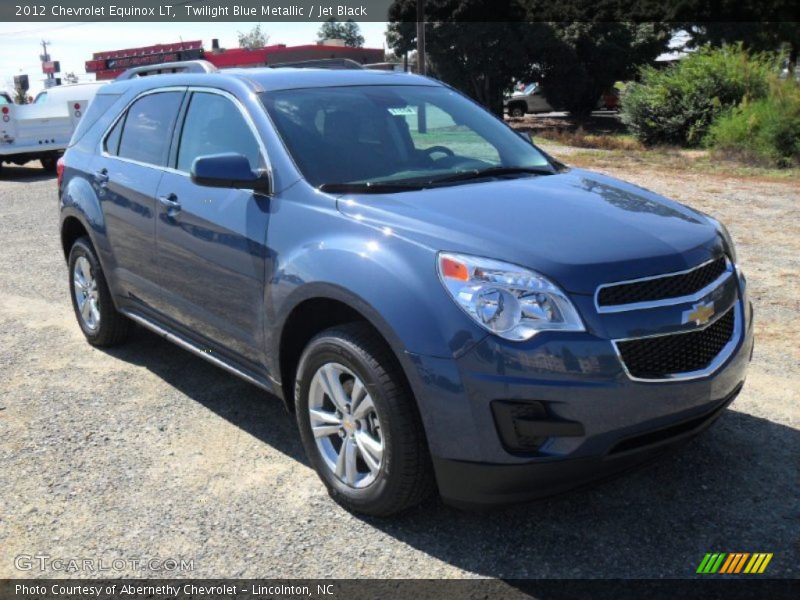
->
xmin=433 ymin=384 xmax=741 ymax=508
xmin=403 ymin=297 xmax=754 ymax=507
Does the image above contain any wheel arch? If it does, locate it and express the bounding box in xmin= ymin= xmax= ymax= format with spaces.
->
xmin=274 ymin=284 xmax=417 ymax=413
xmin=60 ymin=214 xmax=91 ymax=261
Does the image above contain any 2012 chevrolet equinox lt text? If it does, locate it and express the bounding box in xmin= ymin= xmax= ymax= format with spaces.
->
xmin=57 ymin=63 xmax=753 ymax=516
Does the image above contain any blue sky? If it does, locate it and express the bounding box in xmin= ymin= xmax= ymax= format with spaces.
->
xmin=0 ymin=21 xmax=389 ymax=94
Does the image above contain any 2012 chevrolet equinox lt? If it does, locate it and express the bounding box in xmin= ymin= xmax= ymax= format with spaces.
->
xmin=58 ymin=63 xmax=753 ymax=515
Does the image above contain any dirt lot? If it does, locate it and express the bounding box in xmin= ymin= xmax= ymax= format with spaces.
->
xmin=0 ymin=157 xmax=797 ymax=579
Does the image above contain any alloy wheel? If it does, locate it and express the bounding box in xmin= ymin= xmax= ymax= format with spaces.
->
xmin=308 ymin=362 xmax=384 ymax=489
xmin=73 ymin=256 xmax=100 ymax=331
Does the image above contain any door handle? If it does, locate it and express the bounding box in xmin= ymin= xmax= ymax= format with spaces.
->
xmin=158 ymin=193 xmax=181 ymax=212
xmin=93 ymin=169 xmax=108 ymax=185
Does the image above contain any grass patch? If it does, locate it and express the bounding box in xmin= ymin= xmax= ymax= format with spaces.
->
xmin=535 ymin=127 xmax=644 ymax=151
xmin=537 ymin=141 xmax=800 ymax=181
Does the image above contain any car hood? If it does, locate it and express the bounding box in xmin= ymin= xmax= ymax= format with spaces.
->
xmin=335 ymin=169 xmax=722 ymax=295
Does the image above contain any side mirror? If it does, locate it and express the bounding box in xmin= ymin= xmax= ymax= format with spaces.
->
xmin=518 ymin=131 xmax=534 ymax=144
xmin=191 ymin=153 xmax=270 ymax=193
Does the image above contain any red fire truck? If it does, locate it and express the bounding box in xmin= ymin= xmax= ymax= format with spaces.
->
xmin=85 ymin=40 xmax=385 ymax=80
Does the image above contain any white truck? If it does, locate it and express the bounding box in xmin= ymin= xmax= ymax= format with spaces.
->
xmin=0 ymin=82 xmax=104 ymax=174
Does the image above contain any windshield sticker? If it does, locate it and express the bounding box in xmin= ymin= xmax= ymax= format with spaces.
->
xmin=388 ymin=106 xmax=417 ymax=116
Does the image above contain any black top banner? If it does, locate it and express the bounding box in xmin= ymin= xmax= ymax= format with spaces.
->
xmin=3 ymin=0 xmax=799 ymax=22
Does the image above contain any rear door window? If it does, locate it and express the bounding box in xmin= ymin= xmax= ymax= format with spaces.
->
xmin=117 ymin=91 xmax=183 ymax=166
xmin=176 ymin=92 xmax=262 ymax=173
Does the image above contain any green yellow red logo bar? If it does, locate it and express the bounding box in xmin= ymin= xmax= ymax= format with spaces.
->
xmin=696 ymin=552 xmax=773 ymax=574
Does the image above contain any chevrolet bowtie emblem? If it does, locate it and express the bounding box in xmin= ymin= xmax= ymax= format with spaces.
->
xmin=684 ymin=301 xmax=715 ymax=326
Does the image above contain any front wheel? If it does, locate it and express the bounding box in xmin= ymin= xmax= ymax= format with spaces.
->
xmin=295 ymin=323 xmax=434 ymax=516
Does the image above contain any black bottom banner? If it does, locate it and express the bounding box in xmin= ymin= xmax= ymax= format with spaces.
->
xmin=1 ymin=579 xmax=798 ymax=600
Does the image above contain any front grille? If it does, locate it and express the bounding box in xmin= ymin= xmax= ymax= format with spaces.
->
xmin=617 ymin=307 xmax=735 ymax=379
xmin=598 ymin=256 xmax=727 ymax=307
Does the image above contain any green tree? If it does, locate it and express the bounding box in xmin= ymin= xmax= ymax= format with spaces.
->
xmin=667 ymin=0 xmax=798 ymax=74
xmin=387 ymin=1 xmax=670 ymax=116
xmin=525 ymin=21 xmax=671 ymax=116
xmin=388 ymin=0 xmax=542 ymax=115
xmin=684 ymin=22 xmax=800 ymax=76
xmin=13 ymin=86 xmax=27 ymax=104
xmin=237 ymin=24 xmax=269 ymax=49
xmin=317 ymin=19 xmax=365 ymax=47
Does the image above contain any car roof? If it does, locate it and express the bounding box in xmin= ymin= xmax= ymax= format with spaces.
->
xmin=233 ymin=67 xmax=439 ymax=91
xmin=102 ymin=67 xmax=440 ymax=96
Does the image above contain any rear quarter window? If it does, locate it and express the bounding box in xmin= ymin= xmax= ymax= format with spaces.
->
xmin=69 ymin=92 xmax=123 ymax=147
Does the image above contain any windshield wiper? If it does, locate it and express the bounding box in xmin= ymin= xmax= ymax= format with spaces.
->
xmin=318 ymin=182 xmax=423 ymax=194
xmin=318 ymin=166 xmax=555 ymax=194
xmin=427 ymin=166 xmax=555 ymax=185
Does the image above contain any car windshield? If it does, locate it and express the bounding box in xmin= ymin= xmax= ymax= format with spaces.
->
xmin=260 ymin=85 xmax=553 ymax=189
xmin=523 ymin=83 xmax=537 ymax=95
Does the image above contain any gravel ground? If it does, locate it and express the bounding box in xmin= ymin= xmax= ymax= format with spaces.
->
xmin=0 ymin=159 xmax=797 ymax=580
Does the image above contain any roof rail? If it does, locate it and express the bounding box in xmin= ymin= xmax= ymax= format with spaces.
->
xmin=268 ymin=58 xmax=364 ymax=70
xmin=115 ymin=60 xmax=218 ymax=81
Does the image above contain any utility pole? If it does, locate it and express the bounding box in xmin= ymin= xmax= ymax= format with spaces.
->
xmin=416 ymin=0 xmax=426 ymax=75
xmin=40 ymin=39 xmax=55 ymax=88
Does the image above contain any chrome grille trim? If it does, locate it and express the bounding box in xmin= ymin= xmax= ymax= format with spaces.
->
xmin=611 ymin=301 xmax=742 ymax=382
xmin=594 ymin=256 xmax=734 ymax=313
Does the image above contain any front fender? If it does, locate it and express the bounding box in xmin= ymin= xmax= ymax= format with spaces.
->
xmin=267 ymin=225 xmax=486 ymax=363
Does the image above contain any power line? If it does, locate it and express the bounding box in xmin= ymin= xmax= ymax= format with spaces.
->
xmin=1 ymin=22 xmax=90 ymax=37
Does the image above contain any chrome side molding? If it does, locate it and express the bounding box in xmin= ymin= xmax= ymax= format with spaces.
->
xmin=121 ymin=310 xmax=275 ymax=392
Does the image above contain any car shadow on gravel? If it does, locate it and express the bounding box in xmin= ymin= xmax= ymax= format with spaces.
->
xmin=101 ymin=326 xmax=308 ymax=465
xmin=101 ymin=327 xmax=797 ymax=578
xmin=372 ymin=410 xmax=798 ymax=578
xmin=0 ymin=164 xmax=56 ymax=182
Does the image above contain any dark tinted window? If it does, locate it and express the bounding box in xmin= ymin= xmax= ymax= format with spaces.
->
xmin=117 ymin=92 xmax=182 ymax=166
xmin=177 ymin=92 xmax=261 ymax=173
xmin=261 ymin=85 xmax=550 ymax=187
xmin=104 ymin=116 xmax=124 ymax=155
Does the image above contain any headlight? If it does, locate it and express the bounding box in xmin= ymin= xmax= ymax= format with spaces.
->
xmin=705 ymin=215 xmax=737 ymax=263
xmin=437 ymin=252 xmax=585 ymax=341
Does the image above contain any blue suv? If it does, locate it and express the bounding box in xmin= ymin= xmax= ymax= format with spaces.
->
xmin=58 ymin=62 xmax=753 ymax=515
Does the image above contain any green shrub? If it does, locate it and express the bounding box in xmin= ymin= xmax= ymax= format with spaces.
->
xmin=621 ymin=45 xmax=775 ymax=147
xmin=707 ymin=81 xmax=800 ymax=167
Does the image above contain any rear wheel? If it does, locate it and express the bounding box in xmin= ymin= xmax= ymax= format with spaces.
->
xmin=295 ymin=323 xmax=434 ymax=516
xmin=68 ymin=236 xmax=132 ymax=346
xmin=509 ymin=104 xmax=526 ymax=118
xmin=41 ymin=156 xmax=57 ymax=172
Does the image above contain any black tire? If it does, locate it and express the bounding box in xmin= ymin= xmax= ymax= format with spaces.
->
xmin=41 ymin=157 xmax=57 ymax=172
xmin=295 ymin=323 xmax=435 ymax=516
xmin=67 ymin=236 xmax=132 ymax=347
xmin=509 ymin=103 xmax=526 ymax=118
